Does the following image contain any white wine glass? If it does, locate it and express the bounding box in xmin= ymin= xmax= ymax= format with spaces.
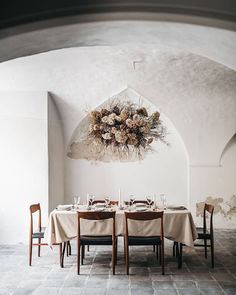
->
xmin=104 ymin=196 xmax=110 ymax=208
xmin=87 ymin=194 xmax=95 ymax=207
xmin=146 ymin=195 xmax=153 ymax=208
xmin=89 ymin=195 xmax=95 ymax=206
xmin=129 ymin=195 xmax=136 ymax=210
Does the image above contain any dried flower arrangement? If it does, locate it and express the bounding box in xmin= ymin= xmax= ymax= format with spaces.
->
xmin=88 ymin=101 xmax=167 ymax=158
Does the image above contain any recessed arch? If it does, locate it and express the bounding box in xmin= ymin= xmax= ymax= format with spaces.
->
xmin=65 ymin=87 xmax=189 ymax=206
xmin=220 ymin=133 xmax=236 ymax=165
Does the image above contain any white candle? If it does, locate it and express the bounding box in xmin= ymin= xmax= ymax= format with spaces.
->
xmin=118 ymin=188 xmax=121 ymax=207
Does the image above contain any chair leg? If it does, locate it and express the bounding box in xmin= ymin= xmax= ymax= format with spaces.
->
xmin=125 ymin=237 xmax=129 ymax=275
xmin=115 ymin=238 xmax=118 ymax=265
xmin=153 ymin=245 xmax=155 ymax=252
xmin=112 ymin=240 xmax=116 ymax=275
xmin=204 ymin=239 xmax=207 ymax=259
xmin=77 ymin=238 xmax=80 ymax=275
xmin=178 ymin=243 xmax=183 ymax=269
xmin=68 ymin=241 xmax=71 ymax=255
xmin=211 ymin=238 xmax=214 ymax=268
xmin=156 ymin=244 xmax=159 ymax=261
xmin=66 ymin=242 xmax=69 ymax=257
xmin=61 ymin=242 xmax=66 ymax=268
xmin=161 ymin=240 xmax=164 ymax=275
xmin=29 ymin=237 xmax=33 ymax=266
xmin=81 ymin=245 xmax=85 ymax=265
xmin=123 ymin=237 xmax=125 ymax=258
xmin=38 ymin=238 xmax=41 ymax=257
xmin=59 ymin=243 xmax=62 ymax=266
xmin=87 ymin=245 xmax=89 ymax=252
xmin=173 ymin=242 xmax=176 ymax=257
xmin=159 ymin=244 xmax=162 ymax=265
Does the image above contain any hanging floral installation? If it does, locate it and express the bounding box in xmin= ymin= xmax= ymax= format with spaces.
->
xmin=88 ymin=101 xmax=167 ymax=158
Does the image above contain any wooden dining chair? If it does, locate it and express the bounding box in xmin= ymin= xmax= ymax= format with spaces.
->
xmin=29 ymin=203 xmax=68 ymax=267
xmin=124 ymin=211 xmax=164 ymax=275
xmin=175 ymin=203 xmax=215 ymax=268
xmin=86 ymin=200 xmax=118 ymax=253
xmin=76 ymin=211 xmax=117 ymax=275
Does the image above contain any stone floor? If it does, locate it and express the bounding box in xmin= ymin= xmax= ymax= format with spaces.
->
xmin=0 ymin=230 xmax=236 ymax=295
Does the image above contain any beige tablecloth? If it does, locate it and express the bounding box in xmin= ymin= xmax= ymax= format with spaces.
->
xmin=45 ymin=208 xmax=197 ymax=247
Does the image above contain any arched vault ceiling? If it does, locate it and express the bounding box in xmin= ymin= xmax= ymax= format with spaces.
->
xmin=0 ymin=46 xmax=235 ymax=165
xmin=0 ymin=20 xmax=236 ymax=70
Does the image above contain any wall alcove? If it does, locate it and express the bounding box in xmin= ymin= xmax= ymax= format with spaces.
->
xmin=65 ymin=87 xmax=189 ymax=206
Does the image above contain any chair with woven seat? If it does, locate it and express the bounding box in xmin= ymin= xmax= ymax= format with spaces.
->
xmin=124 ymin=211 xmax=164 ymax=275
xmin=174 ymin=203 xmax=215 ymax=268
xmin=29 ymin=203 xmax=68 ymax=267
xmin=76 ymin=211 xmax=117 ymax=275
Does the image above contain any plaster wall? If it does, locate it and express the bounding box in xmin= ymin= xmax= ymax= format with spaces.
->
xmin=0 ymin=47 xmax=235 ymax=235
xmin=0 ymin=91 xmax=48 ymax=244
xmin=48 ymin=94 xmax=64 ymax=212
xmin=190 ymin=135 xmax=236 ymax=228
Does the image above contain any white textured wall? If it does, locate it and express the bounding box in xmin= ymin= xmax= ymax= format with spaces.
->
xmin=0 ymin=92 xmax=48 ymax=244
xmin=48 ymin=94 xmax=65 ymax=212
xmin=191 ymin=136 xmax=236 ymax=228
xmin=0 ymin=47 xmax=235 ymax=234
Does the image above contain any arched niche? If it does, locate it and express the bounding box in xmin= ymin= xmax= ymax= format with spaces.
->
xmin=220 ymin=133 xmax=236 ymax=165
xmin=65 ymin=87 xmax=189 ymax=206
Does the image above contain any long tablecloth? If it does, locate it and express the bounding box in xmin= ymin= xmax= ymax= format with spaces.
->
xmin=45 ymin=208 xmax=198 ymax=247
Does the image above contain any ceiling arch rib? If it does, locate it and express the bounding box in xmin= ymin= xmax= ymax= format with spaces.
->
xmin=0 ymin=20 xmax=236 ymax=70
xmin=1 ymin=0 xmax=236 ymax=30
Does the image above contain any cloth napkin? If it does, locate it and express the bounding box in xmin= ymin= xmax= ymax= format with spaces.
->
xmin=56 ymin=204 xmax=73 ymax=211
xmin=167 ymin=205 xmax=186 ymax=210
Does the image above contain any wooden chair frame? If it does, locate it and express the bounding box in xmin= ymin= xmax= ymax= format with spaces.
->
xmin=86 ymin=200 xmax=118 ymax=253
xmin=124 ymin=211 xmax=164 ymax=275
xmin=175 ymin=203 xmax=214 ymax=268
xmin=29 ymin=203 xmax=68 ymax=267
xmin=88 ymin=199 xmax=118 ymax=206
xmin=77 ymin=211 xmax=116 ymax=275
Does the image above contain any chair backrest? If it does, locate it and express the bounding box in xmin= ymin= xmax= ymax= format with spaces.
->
xmin=89 ymin=199 xmax=118 ymax=206
xmin=77 ymin=211 xmax=116 ymax=240
xmin=133 ymin=200 xmax=154 ymax=205
xmin=125 ymin=200 xmax=154 ymax=206
xmin=125 ymin=211 xmax=164 ymax=238
xmin=203 ymin=203 xmax=214 ymax=235
xmin=29 ymin=203 xmax=41 ymax=235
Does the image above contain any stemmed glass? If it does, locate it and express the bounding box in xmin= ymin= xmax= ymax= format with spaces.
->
xmin=146 ymin=195 xmax=153 ymax=208
xmin=87 ymin=194 xmax=95 ymax=207
xmin=129 ymin=195 xmax=136 ymax=209
xmin=160 ymin=194 xmax=167 ymax=210
xmin=73 ymin=196 xmax=80 ymax=209
xmin=104 ymin=196 xmax=110 ymax=208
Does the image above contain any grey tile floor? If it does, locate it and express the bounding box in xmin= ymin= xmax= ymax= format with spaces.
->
xmin=0 ymin=230 xmax=236 ymax=295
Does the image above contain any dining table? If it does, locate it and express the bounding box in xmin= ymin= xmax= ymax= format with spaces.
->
xmin=45 ymin=205 xmax=198 ymax=247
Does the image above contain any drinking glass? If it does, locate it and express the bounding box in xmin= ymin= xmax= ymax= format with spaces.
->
xmin=87 ymin=194 xmax=95 ymax=207
xmin=160 ymin=194 xmax=167 ymax=210
xmin=129 ymin=195 xmax=135 ymax=206
xmin=73 ymin=196 xmax=80 ymax=209
xmin=146 ymin=195 xmax=153 ymax=208
xmin=104 ymin=196 xmax=110 ymax=208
